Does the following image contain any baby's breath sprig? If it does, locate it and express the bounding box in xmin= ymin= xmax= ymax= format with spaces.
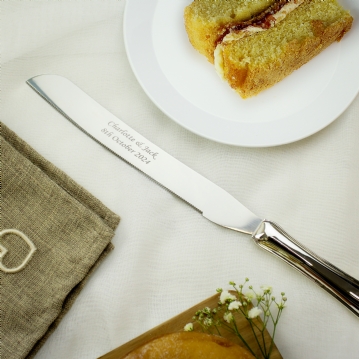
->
xmin=184 ymin=278 xmax=287 ymax=359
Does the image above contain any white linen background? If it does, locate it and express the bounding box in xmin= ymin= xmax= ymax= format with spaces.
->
xmin=1 ymin=1 xmax=358 ymax=358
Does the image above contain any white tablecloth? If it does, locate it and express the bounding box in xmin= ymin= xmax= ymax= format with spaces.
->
xmin=1 ymin=1 xmax=358 ymax=358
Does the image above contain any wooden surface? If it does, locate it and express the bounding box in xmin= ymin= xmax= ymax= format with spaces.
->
xmin=99 ymin=293 xmax=283 ymax=359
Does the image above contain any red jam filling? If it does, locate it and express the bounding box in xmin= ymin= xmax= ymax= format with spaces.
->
xmin=216 ymin=0 xmax=291 ymax=45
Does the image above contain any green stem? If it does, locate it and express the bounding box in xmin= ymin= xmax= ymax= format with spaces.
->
xmin=232 ymin=319 xmax=259 ymax=359
xmin=267 ymin=309 xmax=282 ymax=357
xmin=219 ymin=321 xmax=237 ymax=334
xmin=247 ymin=319 xmax=267 ymax=359
xmin=214 ymin=325 xmax=222 ymax=336
xmin=260 ymin=326 xmax=267 ymax=357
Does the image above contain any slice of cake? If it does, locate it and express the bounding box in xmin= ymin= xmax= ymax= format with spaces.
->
xmin=184 ymin=0 xmax=353 ymax=98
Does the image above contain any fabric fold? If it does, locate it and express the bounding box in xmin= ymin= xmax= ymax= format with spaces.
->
xmin=0 ymin=122 xmax=120 ymax=359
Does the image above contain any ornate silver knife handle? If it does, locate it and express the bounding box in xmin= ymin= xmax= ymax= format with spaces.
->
xmin=253 ymin=220 xmax=359 ymax=317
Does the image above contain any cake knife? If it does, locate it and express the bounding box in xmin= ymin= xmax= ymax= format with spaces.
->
xmin=26 ymin=74 xmax=359 ymax=317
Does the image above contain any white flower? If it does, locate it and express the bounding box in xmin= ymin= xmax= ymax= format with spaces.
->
xmin=248 ymin=307 xmax=263 ymax=319
xmin=219 ymin=290 xmax=236 ymax=304
xmin=223 ymin=312 xmax=233 ymax=323
xmin=244 ymin=291 xmax=255 ymax=301
xmin=228 ymin=300 xmax=242 ymax=311
xmin=184 ymin=323 xmax=193 ymax=331
xmin=261 ymin=285 xmax=273 ymax=294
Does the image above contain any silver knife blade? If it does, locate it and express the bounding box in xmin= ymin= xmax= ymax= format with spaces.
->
xmin=26 ymin=74 xmax=261 ymax=235
xmin=26 ymin=74 xmax=359 ymax=317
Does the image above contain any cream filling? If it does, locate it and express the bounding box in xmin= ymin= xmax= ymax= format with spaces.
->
xmin=214 ymin=0 xmax=305 ymax=79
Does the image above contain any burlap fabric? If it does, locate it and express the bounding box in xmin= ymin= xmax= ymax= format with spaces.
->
xmin=0 ymin=122 xmax=120 ymax=359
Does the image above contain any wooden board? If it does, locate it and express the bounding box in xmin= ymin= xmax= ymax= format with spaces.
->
xmin=99 ymin=293 xmax=283 ymax=359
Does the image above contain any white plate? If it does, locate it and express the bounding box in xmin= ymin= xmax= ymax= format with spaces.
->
xmin=124 ymin=0 xmax=359 ymax=147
